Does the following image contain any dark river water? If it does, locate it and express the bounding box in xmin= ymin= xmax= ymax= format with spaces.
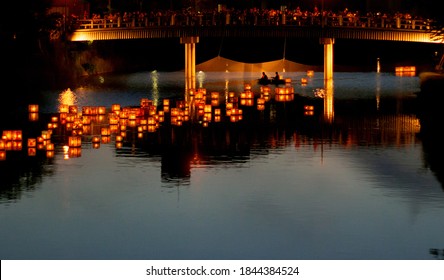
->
xmin=0 ymin=70 xmax=443 ymax=260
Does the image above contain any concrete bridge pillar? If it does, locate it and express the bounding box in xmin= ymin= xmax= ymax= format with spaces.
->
xmin=320 ymin=37 xmax=334 ymax=83
xmin=180 ymin=36 xmax=199 ymax=93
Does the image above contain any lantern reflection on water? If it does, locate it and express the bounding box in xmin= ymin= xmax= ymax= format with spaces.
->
xmin=101 ymin=136 xmax=111 ymax=144
xmin=28 ymin=148 xmax=37 ymax=156
xmin=0 ymin=139 xmax=6 ymax=150
xmin=28 ymin=112 xmax=39 ymax=122
xmin=68 ymin=147 xmax=82 ymax=158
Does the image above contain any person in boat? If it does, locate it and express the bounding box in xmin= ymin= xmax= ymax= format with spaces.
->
xmin=261 ymin=72 xmax=268 ymax=80
xmin=260 ymin=72 xmax=269 ymax=82
xmin=272 ymin=72 xmax=280 ymax=82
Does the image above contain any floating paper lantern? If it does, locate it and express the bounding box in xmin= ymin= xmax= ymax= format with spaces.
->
xmin=240 ymin=98 xmax=254 ymax=106
xmin=101 ymin=127 xmax=111 ymax=136
xmin=26 ymin=138 xmax=37 ymax=149
xmin=46 ymin=143 xmax=54 ymax=151
xmin=147 ymin=125 xmax=156 ymax=133
xmin=140 ymin=98 xmax=151 ymax=108
xmin=98 ymin=106 xmax=106 ymax=115
xmin=59 ymin=104 xmax=69 ymax=113
xmin=47 ymin=123 xmax=58 ymax=129
xmin=163 ymin=99 xmax=170 ymax=113
xmin=240 ymin=91 xmax=254 ymax=99
xmin=28 ymin=104 xmax=39 ymax=113
xmin=257 ymin=98 xmax=265 ymax=111
xmin=11 ymin=141 xmax=22 ymax=151
xmin=69 ymin=105 xmax=78 ymax=114
xmin=68 ymin=136 xmax=82 ymax=147
xmin=111 ymin=104 xmax=121 ymax=113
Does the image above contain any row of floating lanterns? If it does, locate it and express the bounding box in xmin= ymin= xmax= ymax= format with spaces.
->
xmin=1 ymin=83 xmax=316 ymax=160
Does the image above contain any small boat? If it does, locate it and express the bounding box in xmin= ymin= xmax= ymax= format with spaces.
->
xmin=258 ymin=78 xmax=286 ymax=85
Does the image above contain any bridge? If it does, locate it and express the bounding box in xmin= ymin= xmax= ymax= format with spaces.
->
xmin=67 ymin=12 xmax=442 ymax=93
xmin=69 ymin=13 xmax=439 ymax=43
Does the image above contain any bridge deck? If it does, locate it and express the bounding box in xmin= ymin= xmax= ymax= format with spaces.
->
xmin=68 ymin=16 xmax=442 ymax=44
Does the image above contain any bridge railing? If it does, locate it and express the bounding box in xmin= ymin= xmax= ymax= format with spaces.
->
xmin=72 ymin=13 xmax=433 ymax=31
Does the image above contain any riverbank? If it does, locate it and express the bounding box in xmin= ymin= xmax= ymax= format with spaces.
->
xmin=419 ymin=71 xmax=444 ymax=91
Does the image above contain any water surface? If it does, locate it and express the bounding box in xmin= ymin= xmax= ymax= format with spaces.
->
xmin=1 ymin=71 xmax=443 ymax=260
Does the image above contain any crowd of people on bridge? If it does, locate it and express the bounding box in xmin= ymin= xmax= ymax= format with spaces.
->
xmin=72 ymin=5 xmax=433 ymax=30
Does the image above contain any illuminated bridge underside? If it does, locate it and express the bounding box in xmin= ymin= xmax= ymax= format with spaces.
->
xmin=69 ymin=26 xmax=438 ymax=43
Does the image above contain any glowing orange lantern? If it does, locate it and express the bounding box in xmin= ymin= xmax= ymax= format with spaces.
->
xmin=46 ymin=143 xmax=54 ymax=151
xmin=27 ymin=138 xmax=36 ymax=148
xmin=101 ymin=127 xmax=111 ymax=136
xmin=28 ymin=104 xmax=39 ymax=113
xmin=68 ymin=136 xmax=82 ymax=147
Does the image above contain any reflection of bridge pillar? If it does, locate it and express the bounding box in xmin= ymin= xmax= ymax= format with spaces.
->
xmin=320 ymin=38 xmax=334 ymax=84
xmin=323 ymin=78 xmax=334 ymax=123
xmin=180 ymin=36 xmax=199 ymax=93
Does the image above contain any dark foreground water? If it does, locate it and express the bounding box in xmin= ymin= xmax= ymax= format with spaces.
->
xmin=0 ymin=71 xmax=443 ymax=260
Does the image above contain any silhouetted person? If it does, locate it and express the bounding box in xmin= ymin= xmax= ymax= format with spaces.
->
xmin=261 ymin=72 xmax=268 ymax=80
xmin=273 ymin=72 xmax=280 ymax=81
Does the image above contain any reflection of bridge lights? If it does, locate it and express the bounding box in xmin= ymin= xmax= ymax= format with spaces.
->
xmin=58 ymin=88 xmax=77 ymax=112
xmin=63 ymin=145 xmax=69 ymax=160
xmin=197 ymin=71 xmax=205 ymax=88
xmin=150 ymin=70 xmax=159 ymax=107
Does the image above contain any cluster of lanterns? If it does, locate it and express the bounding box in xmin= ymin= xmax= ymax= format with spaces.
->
xmin=1 ymin=82 xmax=317 ymax=161
xmin=0 ymin=104 xmax=55 ymax=160
xmin=395 ymin=66 xmax=416 ymax=77
xmin=301 ymin=70 xmax=314 ymax=85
